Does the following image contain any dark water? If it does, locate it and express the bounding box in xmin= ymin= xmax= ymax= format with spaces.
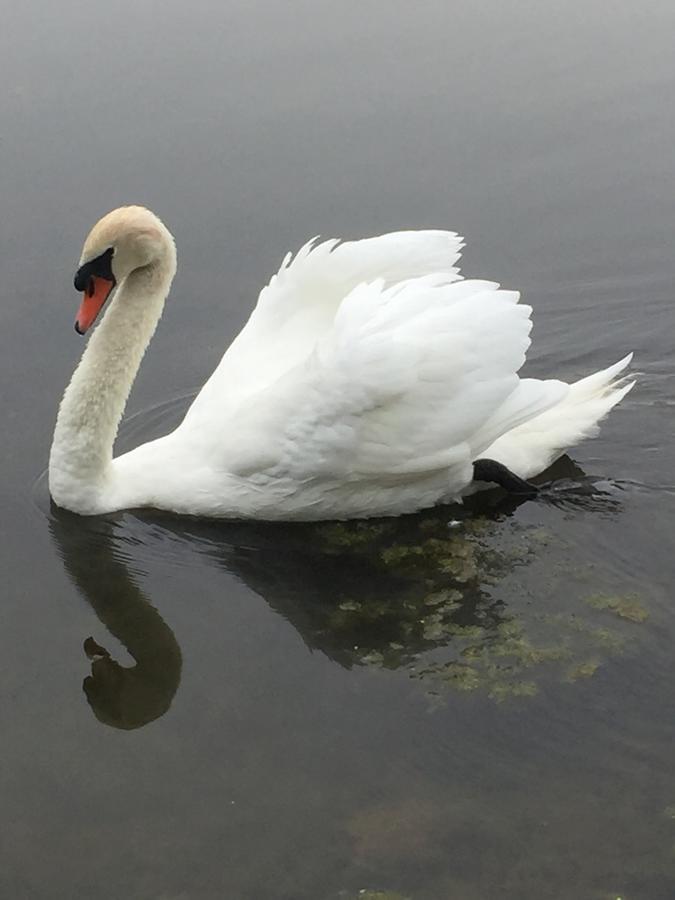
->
xmin=1 ymin=1 xmax=674 ymax=898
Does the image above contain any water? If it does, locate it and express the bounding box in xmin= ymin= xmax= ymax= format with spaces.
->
xmin=1 ymin=1 xmax=675 ymax=897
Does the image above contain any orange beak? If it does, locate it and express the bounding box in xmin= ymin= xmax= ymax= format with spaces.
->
xmin=75 ymin=276 xmax=115 ymax=335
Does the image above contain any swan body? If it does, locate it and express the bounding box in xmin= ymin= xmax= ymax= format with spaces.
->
xmin=49 ymin=206 xmax=634 ymax=519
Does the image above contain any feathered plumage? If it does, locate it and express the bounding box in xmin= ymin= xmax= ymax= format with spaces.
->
xmin=49 ymin=207 xmax=634 ymax=519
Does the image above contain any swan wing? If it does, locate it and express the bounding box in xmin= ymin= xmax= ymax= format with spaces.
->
xmin=223 ymin=278 xmax=563 ymax=492
xmin=183 ymin=230 xmax=465 ymax=421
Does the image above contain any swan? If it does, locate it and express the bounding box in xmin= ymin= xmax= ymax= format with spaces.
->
xmin=49 ymin=206 xmax=634 ymax=520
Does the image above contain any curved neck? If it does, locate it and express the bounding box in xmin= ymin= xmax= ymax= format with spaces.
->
xmin=49 ymin=263 xmax=173 ymax=513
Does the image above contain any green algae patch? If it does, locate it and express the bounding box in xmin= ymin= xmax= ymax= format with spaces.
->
xmin=566 ymin=660 xmax=601 ymax=681
xmin=412 ymin=604 xmax=632 ymax=704
xmin=423 ymin=588 xmax=463 ymax=608
xmin=419 ymin=660 xmax=482 ymax=693
xmin=587 ymin=627 xmax=627 ymax=652
xmin=542 ymin=614 xmax=627 ymax=654
xmin=412 ymin=612 xmax=556 ymax=702
xmin=585 ymin=593 xmax=649 ymax=623
xmin=380 ymin=536 xmax=479 ymax=583
xmin=317 ymin=521 xmax=390 ymax=551
xmin=488 ymin=619 xmax=571 ymax=666
xmin=310 ymin=510 xmax=638 ymax=706
xmin=418 ymin=659 xmax=539 ymax=703
xmin=487 ymin=678 xmax=538 ymax=701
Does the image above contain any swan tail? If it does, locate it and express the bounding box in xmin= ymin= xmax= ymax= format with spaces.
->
xmin=480 ymin=354 xmax=635 ymax=480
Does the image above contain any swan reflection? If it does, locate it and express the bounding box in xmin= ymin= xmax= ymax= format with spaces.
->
xmin=49 ymin=508 xmax=182 ymax=730
xmin=48 ymin=456 xmax=624 ymax=729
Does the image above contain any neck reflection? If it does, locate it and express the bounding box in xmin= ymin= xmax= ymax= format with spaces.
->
xmin=49 ymin=507 xmax=182 ymax=729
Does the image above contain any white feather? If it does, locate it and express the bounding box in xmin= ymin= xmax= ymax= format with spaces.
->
xmin=184 ymin=230 xmax=465 ymax=416
xmin=49 ymin=207 xmax=634 ymax=519
xmin=481 ymin=354 xmax=635 ymax=480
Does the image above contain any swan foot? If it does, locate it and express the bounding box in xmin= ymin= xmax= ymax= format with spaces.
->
xmin=472 ymin=459 xmax=539 ymax=496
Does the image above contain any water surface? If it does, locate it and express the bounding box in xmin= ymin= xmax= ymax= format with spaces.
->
xmin=1 ymin=2 xmax=675 ymax=898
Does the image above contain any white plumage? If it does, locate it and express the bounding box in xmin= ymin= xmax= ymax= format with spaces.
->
xmin=49 ymin=206 xmax=634 ymax=519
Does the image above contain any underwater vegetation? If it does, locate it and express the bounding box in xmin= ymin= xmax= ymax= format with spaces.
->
xmin=312 ymin=503 xmax=649 ymax=705
xmin=585 ymin=592 xmax=649 ymax=623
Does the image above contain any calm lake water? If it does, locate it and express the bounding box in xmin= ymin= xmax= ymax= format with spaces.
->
xmin=2 ymin=1 xmax=675 ymax=898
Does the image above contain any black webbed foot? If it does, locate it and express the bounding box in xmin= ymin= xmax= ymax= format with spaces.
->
xmin=472 ymin=458 xmax=539 ymax=496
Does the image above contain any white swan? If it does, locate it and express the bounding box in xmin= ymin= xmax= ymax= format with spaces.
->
xmin=49 ymin=206 xmax=634 ymax=520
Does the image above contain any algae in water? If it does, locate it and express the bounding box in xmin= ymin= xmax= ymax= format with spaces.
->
xmin=585 ymin=593 xmax=649 ymax=623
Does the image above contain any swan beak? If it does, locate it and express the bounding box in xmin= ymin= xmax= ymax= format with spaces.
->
xmin=75 ymin=276 xmax=115 ymax=335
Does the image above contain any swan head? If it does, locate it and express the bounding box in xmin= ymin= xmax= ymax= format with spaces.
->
xmin=73 ymin=206 xmax=177 ymax=335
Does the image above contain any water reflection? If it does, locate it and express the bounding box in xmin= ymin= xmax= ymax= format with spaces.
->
xmin=48 ymin=456 xmax=625 ymax=729
xmin=49 ymin=508 xmax=182 ymax=730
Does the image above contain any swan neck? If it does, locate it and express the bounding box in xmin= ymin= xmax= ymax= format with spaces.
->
xmin=49 ymin=263 xmax=172 ymax=513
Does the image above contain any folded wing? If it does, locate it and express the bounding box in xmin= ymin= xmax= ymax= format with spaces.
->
xmin=183 ymin=230 xmax=465 ymax=421
xmin=224 ymin=277 xmax=564 ymax=490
